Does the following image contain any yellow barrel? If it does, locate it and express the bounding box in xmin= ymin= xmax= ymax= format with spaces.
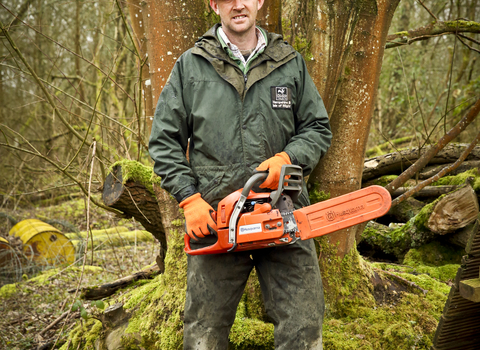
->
xmin=9 ymin=219 xmax=75 ymax=266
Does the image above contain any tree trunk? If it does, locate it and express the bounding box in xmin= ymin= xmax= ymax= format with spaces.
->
xmin=140 ymin=0 xmax=208 ymax=135
xmin=126 ymin=0 xmax=154 ymax=132
xmin=297 ymin=0 xmax=401 ymax=258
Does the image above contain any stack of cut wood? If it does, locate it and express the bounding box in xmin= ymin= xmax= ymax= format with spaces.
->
xmin=431 ymin=216 xmax=480 ymax=349
xmin=360 ymin=144 xmax=480 ymax=260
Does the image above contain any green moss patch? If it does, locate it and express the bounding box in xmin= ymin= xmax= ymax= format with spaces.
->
xmin=111 ymin=160 xmax=161 ymax=196
xmin=309 ymin=182 xmax=331 ymax=204
xmin=432 ymin=168 xmax=480 ymax=192
xmin=0 ymin=283 xmax=17 ymax=299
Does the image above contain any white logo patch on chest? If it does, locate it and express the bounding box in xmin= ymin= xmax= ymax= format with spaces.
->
xmin=271 ymin=86 xmax=292 ymax=109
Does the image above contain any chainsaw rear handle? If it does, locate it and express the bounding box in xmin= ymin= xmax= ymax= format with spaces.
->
xmin=184 ymin=171 xmax=268 ymax=255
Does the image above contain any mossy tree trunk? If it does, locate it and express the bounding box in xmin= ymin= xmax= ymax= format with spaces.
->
xmin=283 ymin=0 xmax=400 ymax=258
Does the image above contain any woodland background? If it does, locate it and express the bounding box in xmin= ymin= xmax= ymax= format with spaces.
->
xmin=0 ymin=0 xmax=480 ymax=349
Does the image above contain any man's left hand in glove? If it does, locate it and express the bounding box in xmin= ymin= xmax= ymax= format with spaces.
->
xmin=256 ymin=152 xmax=291 ymax=190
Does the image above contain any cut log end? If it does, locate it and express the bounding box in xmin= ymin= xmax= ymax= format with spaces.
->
xmin=427 ymin=183 xmax=479 ymax=235
xmin=102 ymin=166 xmax=124 ymax=206
xmin=459 ymin=278 xmax=480 ymax=302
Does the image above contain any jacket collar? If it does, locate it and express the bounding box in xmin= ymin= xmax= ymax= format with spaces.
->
xmin=194 ymin=24 xmax=295 ymax=63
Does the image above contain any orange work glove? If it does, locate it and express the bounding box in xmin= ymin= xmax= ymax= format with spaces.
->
xmin=255 ymin=152 xmax=291 ymax=190
xmin=179 ymin=193 xmax=217 ymax=240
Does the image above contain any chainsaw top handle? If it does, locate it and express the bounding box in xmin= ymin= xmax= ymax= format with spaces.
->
xmin=241 ymin=171 xmax=268 ymax=197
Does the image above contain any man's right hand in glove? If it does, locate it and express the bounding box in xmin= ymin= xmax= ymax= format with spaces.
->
xmin=179 ymin=193 xmax=217 ymax=241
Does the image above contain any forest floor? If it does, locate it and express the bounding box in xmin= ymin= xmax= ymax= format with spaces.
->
xmin=0 ymin=196 xmax=160 ymax=350
xmin=0 ymin=194 xmax=466 ymax=350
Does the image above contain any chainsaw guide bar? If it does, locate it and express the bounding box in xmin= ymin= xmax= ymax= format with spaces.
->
xmin=184 ymin=165 xmax=391 ymax=255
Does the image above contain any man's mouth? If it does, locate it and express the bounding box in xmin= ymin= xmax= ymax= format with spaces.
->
xmin=232 ymin=15 xmax=247 ymax=20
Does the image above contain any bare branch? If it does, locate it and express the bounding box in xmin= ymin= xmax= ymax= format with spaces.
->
xmin=392 ymin=129 xmax=480 ymax=207
xmin=0 ymin=3 xmax=134 ymax=101
xmin=385 ymin=98 xmax=480 ymax=193
xmin=386 ymin=20 xmax=480 ymax=49
xmin=0 ymin=141 xmax=122 ymax=215
xmin=417 ymin=0 xmax=438 ymax=22
xmin=457 ymin=34 xmax=480 ymax=54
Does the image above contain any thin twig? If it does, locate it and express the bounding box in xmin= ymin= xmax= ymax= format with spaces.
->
xmin=417 ymin=0 xmax=438 ymax=21
xmin=38 ymin=311 xmax=69 ymax=336
xmin=51 ymin=142 xmax=97 ymax=350
xmin=0 ymin=140 xmax=121 ymax=214
xmin=0 ymin=3 xmax=134 ymax=101
xmin=0 ymin=62 xmax=139 ymax=136
xmin=457 ymin=34 xmax=480 ymax=54
xmin=458 ymin=33 xmax=480 ymax=46
xmin=0 ymin=19 xmax=93 ymax=148
xmin=444 ymin=22 xmax=458 ymax=133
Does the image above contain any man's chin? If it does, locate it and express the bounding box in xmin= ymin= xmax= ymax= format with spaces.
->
xmin=225 ymin=23 xmax=254 ymax=36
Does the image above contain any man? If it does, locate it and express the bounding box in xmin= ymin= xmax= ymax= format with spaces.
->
xmin=149 ymin=0 xmax=332 ymax=348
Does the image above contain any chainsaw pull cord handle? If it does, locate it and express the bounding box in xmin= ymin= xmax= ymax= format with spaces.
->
xmin=227 ymin=171 xmax=268 ymax=251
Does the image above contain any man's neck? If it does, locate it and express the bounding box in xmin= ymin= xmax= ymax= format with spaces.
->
xmin=221 ymin=26 xmax=258 ymax=51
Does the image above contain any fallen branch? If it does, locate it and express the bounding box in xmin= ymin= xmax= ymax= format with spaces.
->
xmin=363 ymin=144 xmax=480 ymax=181
xmin=375 ymin=268 xmax=428 ymax=295
xmin=391 ymin=185 xmax=459 ymax=199
xmin=68 ymin=264 xmax=161 ymax=300
xmin=38 ymin=311 xmax=68 ymax=337
xmin=419 ymin=160 xmax=480 ymax=179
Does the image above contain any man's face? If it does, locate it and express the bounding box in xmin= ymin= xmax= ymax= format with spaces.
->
xmin=210 ymin=0 xmax=264 ymax=38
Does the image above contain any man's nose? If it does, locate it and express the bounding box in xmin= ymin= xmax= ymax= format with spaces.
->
xmin=232 ymin=0 xmax=245 ymax=10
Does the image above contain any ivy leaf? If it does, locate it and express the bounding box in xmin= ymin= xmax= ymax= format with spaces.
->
xmin=80 ymin=308 xmax=88 ymax=320
xmin=96 ymin=300 xmax=105 ymax=310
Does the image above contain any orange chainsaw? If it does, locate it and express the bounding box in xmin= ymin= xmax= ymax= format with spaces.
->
xmin=184 ymin=165 xmax=391 ymax=255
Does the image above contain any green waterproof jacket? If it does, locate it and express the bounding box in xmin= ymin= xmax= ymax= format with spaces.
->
xmin=149 ymin=25 xmax=332 ymax=210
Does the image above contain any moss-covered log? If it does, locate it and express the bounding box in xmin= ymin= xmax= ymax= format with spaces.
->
xmin=363 ymin=184 xmax=479 ymax=259
xmin=419 ymin=160 xmax=480 ymax=180
xmin=388 ymin=197 xmax=425 ymax=223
